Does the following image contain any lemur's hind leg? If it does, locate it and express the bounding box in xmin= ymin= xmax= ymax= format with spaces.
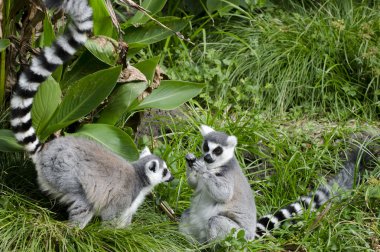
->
xmin=67 ymin=194 xmax=94 ymax=229
xmin=207 ymin=215 xmax=240 ymax=241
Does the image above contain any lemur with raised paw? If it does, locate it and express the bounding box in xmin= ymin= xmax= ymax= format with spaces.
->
xmin=180 ymin=125 xmax=378 ymax=242
xmin=179 ymin=125 xmax=257 ymax=242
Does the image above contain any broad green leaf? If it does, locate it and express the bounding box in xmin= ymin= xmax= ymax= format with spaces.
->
xmin=98 ymin=82 xmax=147 ymax=125
xmin=52 ymin=66 xmax=63 ymax=83
xmin=127 ymin=0 xmax=167 ymax=27
xmin=0 ymin=129 xmax=23 ymax=152
xmin=85 ymin=36 xmax=119 ymax=66
xmin=134 ymin=56 xmax=160 ymax=83
xmin=44 ymin=66 xmax=121 ymax=139
xmin=60 ymin=50 xmax=110 ymax=90
xmin=71 ymin=124 xmax=139 ymax=161
xmin=124 ymin=17 xmax=190 ymax=45
xmin=39 ymin=15 xmax=55 ymax=47
xmin=0 ymin=39 xmax=10 ymax=52
xmin=236 ymin=229 xmax=246 ymax=240
xmin=89 ymin=0 xmax=116 ymax=38
xmin=133 ymin=80 xmax=205 ymax=110
xmin=31 ymin=77 xmax=62 ymax=140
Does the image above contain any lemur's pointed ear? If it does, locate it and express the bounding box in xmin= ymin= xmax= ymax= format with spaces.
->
xmin=199 ymin=125 xmax=215 ymax=136
xmin=227 ymin=136 xmax=237 ymax=147
xmin=139 ymin=146 xmax=152 ymax=158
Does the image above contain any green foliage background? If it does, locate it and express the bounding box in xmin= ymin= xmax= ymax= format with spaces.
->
xmin=0 ymin=0 xmax=379 ymax=251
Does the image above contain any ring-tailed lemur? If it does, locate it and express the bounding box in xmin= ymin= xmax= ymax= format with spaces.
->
xmin=10 ymin=0 xmax=174 ymax=229
xmin=179 ymin=125 xmax=257 ymax=242
xmin=180 ymin=125 xmax=378 ymax=242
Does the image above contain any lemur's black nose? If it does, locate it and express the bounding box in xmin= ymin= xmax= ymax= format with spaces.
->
xmin=166 ymin=175 xmax=174 ymax=182
xmin=204 ymin=154 xmax=214 ymax=163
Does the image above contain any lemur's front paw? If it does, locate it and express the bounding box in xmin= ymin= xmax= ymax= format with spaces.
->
xmin=185 ymin=153 xmax=196 ymax=167
xmin=193 ymin=159 xmax=207 ymax=173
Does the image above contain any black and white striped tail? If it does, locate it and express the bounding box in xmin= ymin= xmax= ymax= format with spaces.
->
xmin=256 ymin=186 xmax=331 ymax=237
xmin=10 ymin=0 xmax=93 ymax=156
xmin=256 ymin=146 xmax=373 ymax=237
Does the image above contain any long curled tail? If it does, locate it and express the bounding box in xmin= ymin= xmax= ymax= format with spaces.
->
xmin=10 ymin=0 xmax=93 ymax=155
xmin=256 ymin=136 xmax=378 ymax=237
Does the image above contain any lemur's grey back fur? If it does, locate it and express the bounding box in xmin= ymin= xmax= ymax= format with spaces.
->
xmin=35 ymin=137 xmax=173 ymax=228
xmin=179 ymin=125 xmax=257 ymax=242
xmin=9 ymin=0 xmax=174 ymax=228
xmin=256 ymin=137 xmax=378 ymax=236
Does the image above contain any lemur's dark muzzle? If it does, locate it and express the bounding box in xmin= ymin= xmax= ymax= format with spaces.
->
xmin=204 ymin=154 xmax=214 ymax=163
xmin=166 ymin=175 xmax=174 ymax=182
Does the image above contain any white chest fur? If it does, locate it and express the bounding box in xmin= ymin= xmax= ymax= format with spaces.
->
xmin=188 ymin=182 xmax=221 ymax=240
xmin=118 ymin=186 xmax=152 ymax=227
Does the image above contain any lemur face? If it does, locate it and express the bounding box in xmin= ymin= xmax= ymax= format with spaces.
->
xmin=144 ymin=159 xmax=173 ymax=185
xmin=199 ymin=125 xmax=237 ymax=169
xmin=139 ymin=147 xmax=174 ymax=185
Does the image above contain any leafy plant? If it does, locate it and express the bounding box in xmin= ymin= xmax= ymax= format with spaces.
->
xmin=0 ymin=0 xmax=205 ymax=158
xmin=0 ymin=129 xmax=23 ymax=152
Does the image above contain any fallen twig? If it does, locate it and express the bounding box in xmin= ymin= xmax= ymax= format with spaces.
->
xmin=150 ymin=191 xmax=178 ymax=222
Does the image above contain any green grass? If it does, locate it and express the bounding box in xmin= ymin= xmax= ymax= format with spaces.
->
xmin=0 ymin=189 xmax=193 ymax=251
xmin=1 ymin=101 xmax=379 ymax=251
xmin=169 ymin=104 xmax=380 ymax=251
xmin=1 ymin=0 xmax=380 ymax=251
xmin=166 ymin=0 xmax=380 ymax=119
